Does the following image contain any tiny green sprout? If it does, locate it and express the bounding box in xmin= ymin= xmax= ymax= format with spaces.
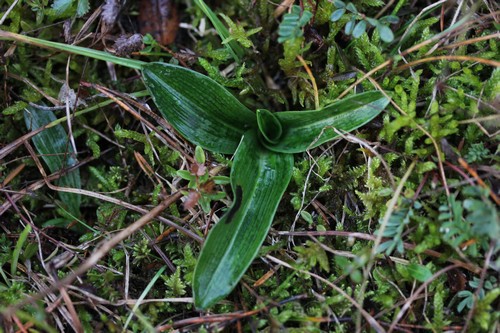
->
xmin=194 ymin=146 xmax=206 ymax=164
xmin=177 ymin=147 xmax=227 ymax=213
xmin=0 ymin=30 xmax=390 ymax=310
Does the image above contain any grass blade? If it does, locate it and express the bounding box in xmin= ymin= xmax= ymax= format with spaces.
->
xmin=0 ymin=31 xmax=145 ymax=70
xmin=122 ymin=266 xmax=166 ymax=331
xmin=192 ymin=0 xmax=244 ymax=61
xmin=11 ymin=224 xmax=31 ymax=276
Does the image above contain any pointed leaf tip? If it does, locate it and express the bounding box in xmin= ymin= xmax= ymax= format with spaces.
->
xmin=142 ymin=62 xmax=256 ymax=154
xmin=262 ymin=91 xmax=390 ymax=153
xmin=256 ymin=109 xmax=283 ymax=144
xmin=193 ymin=131 xmax=293 ymax=309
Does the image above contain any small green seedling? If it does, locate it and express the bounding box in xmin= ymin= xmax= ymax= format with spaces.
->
xmin=0 ymin=30 xmax=389 ymax=309
xmin=176 ymin=146 xmax=230 ymax=213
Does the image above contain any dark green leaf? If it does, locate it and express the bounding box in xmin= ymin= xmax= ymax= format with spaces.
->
xmin=256 ymin=109 xmax=282 ymax=144
xmin=262 ymin=91 xmax=390 ymax=153
xmin=24 ymin=106 xmax=81 ymax=216
xmin=193 ymin=131 xmax=294 ymax=309
xmin=366 ymin=17 xmax=379 ymax=26
xmin=142 ymin=63 xmax=256 ymax=154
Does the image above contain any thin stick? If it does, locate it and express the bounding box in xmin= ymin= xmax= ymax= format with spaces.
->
xmin=2 ymin=186 xmax=182 ymax=318
xmin=387 ymin=265 xmax=460 ymax=333
xmin=297 ymin=55 xmax=319 ymax=110
xmin=458 ymin=158 xmax=500 ymax=205
xmin=396 ymin=55 xmax=500 ymax=71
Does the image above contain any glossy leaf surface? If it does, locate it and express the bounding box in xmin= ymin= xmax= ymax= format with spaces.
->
xmin=262 ymin=91 xmax=390 ymax=153
xmin=256 ymin=109 xmax=282 ymax=144
xmin=24 ymin=106 xmax=81 ymax=216
xmin=193 ymin=131 xmax=294 ymax=309
xmin=142 ymin=63 xmax=256 ymax=154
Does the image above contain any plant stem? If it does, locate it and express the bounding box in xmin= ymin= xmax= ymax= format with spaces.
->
xmin=0 ymin=30 xmax=146 ymax=70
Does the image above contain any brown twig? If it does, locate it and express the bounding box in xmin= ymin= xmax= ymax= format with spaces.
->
xmin=296 ymin=55 xmax=319 ymax=110
xmin=395 ymin=55 xmax=500 ymax=71
xmin=458 ymin=157 xmax=500 ymax=205
xmin=82 ymin=81 xmax=195 ymax=163
xmin=2 ymin=187 xmax=183 ymax=319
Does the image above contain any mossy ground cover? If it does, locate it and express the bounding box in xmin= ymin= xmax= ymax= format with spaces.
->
xmin=0 ymin=0 xmax=498 ymax=331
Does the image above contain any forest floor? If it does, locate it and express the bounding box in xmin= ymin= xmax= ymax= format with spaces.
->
xmin=0 ymin=0 xmax=499 ymax=332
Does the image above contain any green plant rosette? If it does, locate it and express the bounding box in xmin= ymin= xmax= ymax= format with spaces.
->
xmin=141 ymin=62 xmax=390 ymax=308
xmin=0 ymin=31 xmax=390 ymax=309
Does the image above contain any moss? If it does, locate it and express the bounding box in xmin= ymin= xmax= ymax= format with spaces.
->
xmin=0 ymin=0 xmax=498 ymax=331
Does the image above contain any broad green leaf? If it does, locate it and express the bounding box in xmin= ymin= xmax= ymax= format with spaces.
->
xmin=142 ymin=63 xmax=256 ymax=154
xmin=193 ymin=131 xmax=294 ymax=309
xmin=24 ymin=106 xmax=81 ymax=217
xmin=407 ymin=263 xmax=433 ymax=282
xmin=261 ymin=91 xmax=390 ymax=153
